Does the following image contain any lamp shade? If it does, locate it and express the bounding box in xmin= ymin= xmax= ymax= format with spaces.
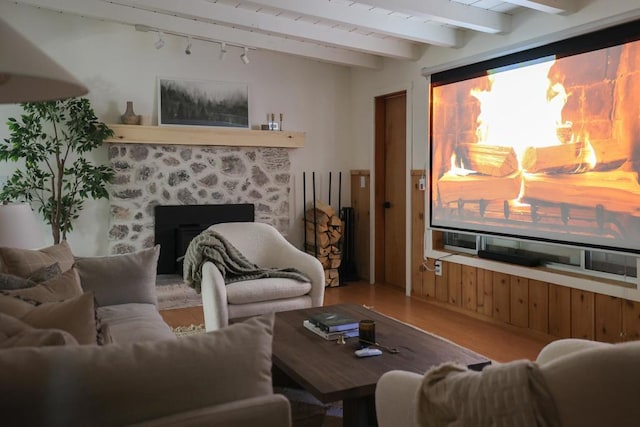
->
xmin=0 ymin=203 xmax=45 ymax=249
xmin=0 ymin=18 xmax=88 ymax=104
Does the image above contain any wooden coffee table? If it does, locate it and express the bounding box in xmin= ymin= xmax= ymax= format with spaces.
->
xmin=272 ymin=303 xmax=490 ymax=427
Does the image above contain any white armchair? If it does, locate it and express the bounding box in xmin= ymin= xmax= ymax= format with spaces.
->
xmin=200 ymin=222 xmax=325 ymax=331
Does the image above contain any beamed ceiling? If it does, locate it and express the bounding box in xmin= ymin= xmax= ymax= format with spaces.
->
xmin=12 ymin=0 xmax=580 ymax=69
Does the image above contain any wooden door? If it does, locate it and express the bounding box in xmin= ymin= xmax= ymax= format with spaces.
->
xmin=375 ymin=91 xmax=406 ymax=289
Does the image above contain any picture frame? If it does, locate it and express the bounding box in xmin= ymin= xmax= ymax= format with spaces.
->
xmin=158 ymin=77 xmax=249 ymax=128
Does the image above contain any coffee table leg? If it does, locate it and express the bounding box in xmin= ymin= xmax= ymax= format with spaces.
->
xmin=343 ymin=395 xmax=376 ymax=427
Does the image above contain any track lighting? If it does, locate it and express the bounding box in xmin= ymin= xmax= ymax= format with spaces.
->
xmin=240 ymin=46 xmax=250 ymax=64
xmin=219 ymin=42 xmax=227 ymax=61
xmin=154 ymin=31 xmax=165 ymax=49
xmin=185 ymin=36 xmax=192 ymax=55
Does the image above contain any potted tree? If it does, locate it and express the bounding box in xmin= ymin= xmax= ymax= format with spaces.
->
xmin=0 ymin=98 xmax=115 ymax=244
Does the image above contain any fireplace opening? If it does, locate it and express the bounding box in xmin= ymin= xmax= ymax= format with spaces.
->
xmin=154 ymin=204 xmax=255 ymax=274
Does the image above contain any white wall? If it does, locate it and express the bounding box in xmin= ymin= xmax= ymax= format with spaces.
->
xmin=0 ymin=2 xmax=353 ymax=255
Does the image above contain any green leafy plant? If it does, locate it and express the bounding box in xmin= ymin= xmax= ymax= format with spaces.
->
xmin=0 ymin=98 xmax=115 ymax=244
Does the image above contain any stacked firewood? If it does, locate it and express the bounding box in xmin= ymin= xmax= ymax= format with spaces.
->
xmin=305 ymin=201 xmax=343 ymax=287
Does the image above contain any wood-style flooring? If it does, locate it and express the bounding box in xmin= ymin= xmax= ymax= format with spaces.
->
xmin=160 ymin=281 xmax=555 ymax=363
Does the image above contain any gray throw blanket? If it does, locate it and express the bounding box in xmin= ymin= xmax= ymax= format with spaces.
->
xmin=183 ymin=229 xmax=311 ymax=293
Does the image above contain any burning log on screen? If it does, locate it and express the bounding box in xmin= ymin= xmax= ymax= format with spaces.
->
xmin=437 ymin=171 xmax=522 ymax=205
xmin=455 ymin=143 xmax=519 ymax=177
xmin=521 ymin=141 xmax=596 ymax=173
xmin=523 ymin=170 xmax=640 ymax=216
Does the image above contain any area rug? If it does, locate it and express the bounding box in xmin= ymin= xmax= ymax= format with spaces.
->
xmin=157 ymin=281 xmax=202 ymax=310
xmin=169 ymin=323 xmax=342 ymax=426
xmin=171 ymin=323 xmax=206 ymax=337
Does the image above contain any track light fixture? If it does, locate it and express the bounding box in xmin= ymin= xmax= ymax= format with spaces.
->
xmin=154 ymin=31 xmax=165 ymax=49
xmin=134 ymin=24 xmax=254 ymax=62
xmin=219 ymin=42 xmax=227 ymax=61
xmin=240 ymin=46 xmax=250 ymax=64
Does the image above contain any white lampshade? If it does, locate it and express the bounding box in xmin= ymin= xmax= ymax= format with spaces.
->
xmin=0 ymin=18 xmax=88 ymax=104
xmin=0 ymin=203 xmax=45 ymax=249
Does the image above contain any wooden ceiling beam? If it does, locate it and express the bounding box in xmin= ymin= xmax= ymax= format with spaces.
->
xmin=246 ymin=0 xmax=462 ymax=47
xmin=11 ymin=0 xmax=383 ymax=69
xmin=361 ymin=0 xmax=511 ymax=34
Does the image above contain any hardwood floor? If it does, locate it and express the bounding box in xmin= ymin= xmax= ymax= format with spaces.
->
xmin=160 ymin=281 xmax=555 ymax=363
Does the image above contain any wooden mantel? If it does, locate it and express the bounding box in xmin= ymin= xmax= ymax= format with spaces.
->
xmin=105 ymin=124 xmax=305 ymax=148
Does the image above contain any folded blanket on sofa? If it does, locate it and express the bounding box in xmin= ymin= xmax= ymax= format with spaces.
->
xmin=417 ymin=360 xmax=560 ymax=427
xmin=183 ymin=230 xmax=310 ymax=293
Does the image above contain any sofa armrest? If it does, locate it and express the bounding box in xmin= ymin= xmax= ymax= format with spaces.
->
xmin=536 ymin=338 xmax=611 ymax=365
xmin=133 ymin=394 xmax=291 ymax=427
xmin=375 ymin=370 xmax=422 ymax=427
xmin=201 ymin=261 xmax=230 ymax=331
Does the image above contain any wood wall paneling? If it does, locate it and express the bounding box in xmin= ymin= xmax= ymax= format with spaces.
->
xmin=548 ymin=284 xmax=571 ymax=338
xmin=528 ymin=280 xmax=549 ymax=334
xmin=423 ymin=259 xmax=437 ymax=299
xmin=435 ymin=261 xmax=449 ymax=302
xmin=570 ymin=289 xmax=595 ymax=340
xmin=462 ymin=265 xmax=477 ymax=311
xmin=595 ymin=294 xmax=623 ymax=343
xmin=476 ymin=268 xmax=493 ymax=317
xmin=411 ymin=172 xmax=425 ymax=297
xmin=622 ymin=300 xmax=640 ymax=341
xmin=510 ymin=276 xmax=529 ymax=328
xmin=448 ymin=262 xmax=462 ymax=307
xmin=493 ymin=272 xmax=511 ymax=324
xmin=350 ymin=171 xmax=370 ymax=281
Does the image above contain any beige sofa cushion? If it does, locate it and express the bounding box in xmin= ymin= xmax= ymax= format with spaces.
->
xmin=97 ymin=303 xmax=176 ymax=343
xmin=0 ymin=241 xmax=74 ymax=277
xmin=541 ymin=340 xmax=640 ymax=427
xmin=227 ymin=277 xmax=312 ymax=304
xmin=0 ymin=313 xmax=275 ymax=426
xmin=2 ymin=268 xmax=82 ymax=303
xmin=0 ymin=292 xmax=98 ymax=345
xmin=75 ymin=245 xmax=160 ymax=307
xmin=0 ymin=312 xmax=79 ymax=348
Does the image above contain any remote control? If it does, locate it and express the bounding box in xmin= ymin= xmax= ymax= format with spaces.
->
xmin=355 ymin=348 xmax=383 ymax=358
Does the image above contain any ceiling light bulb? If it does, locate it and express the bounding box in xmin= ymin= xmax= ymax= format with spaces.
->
xmin=219 ymin=42 xmax=227 ymax=61
xmin=240 ymin=47 xmax=250 ymax=64
xmin=185 ymin=36 xmax=192 ymax=55
xmin=154 ymin=31 xmax=165 ymax=49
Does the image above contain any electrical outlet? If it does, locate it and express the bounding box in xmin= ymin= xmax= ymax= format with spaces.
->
xmin=434 ymin=260 xmax=442 ymax=276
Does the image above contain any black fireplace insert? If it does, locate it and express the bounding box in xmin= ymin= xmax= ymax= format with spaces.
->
xmin=154 ymin=204 xmax=255 ymax=274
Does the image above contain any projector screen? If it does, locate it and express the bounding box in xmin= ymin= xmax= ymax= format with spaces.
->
xmin=429 ymin=19 xmax=640 ymax=254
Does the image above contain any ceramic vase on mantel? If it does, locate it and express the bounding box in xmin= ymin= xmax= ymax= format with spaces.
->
xmin=121 ymin=101 xmax=141 ymax=125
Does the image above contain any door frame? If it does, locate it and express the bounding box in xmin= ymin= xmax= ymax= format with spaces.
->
xmin=370 ymin=84 xmax=413 ymax=295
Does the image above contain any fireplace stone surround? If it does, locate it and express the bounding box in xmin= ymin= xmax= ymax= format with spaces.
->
xmin=107 ymin=143 xmax=292 ymax=257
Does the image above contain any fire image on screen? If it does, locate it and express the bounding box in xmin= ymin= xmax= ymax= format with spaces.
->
xmin=429 ymin=29 xmax=640 ymax=254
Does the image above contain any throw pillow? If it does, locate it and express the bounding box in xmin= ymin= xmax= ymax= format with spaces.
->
xmin=0 ymin=273 xmax=35 ymax=291
xmin=0 ymin=292 xmax=98 ymax=345
xmin=28 ymin=262 xmax=63 ymax=283
xmin=0 ymin=240 xmax=74 ymax=278
xmin=75 ymin=245 xmax=160 ymax=307
xmin=0 ymin=313 xmax=275 ymax=426
xmin=0 ymin=312 xmax=78 ymax=348
xmin=2 ymin=268 xmax=82 ymax=303
xmin=0 ymin=264 xmax=63 ymax=291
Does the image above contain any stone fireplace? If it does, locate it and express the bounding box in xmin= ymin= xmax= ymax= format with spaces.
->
xmin=107 ymin=143 xmax=292 ymax=257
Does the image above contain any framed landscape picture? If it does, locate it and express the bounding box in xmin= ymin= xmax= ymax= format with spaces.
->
xmin=158 ymin=77 xmax=249 ymax=128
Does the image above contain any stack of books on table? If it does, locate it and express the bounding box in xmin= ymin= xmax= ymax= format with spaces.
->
xmin=303 ymin=311 xmax=359 ymax=340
